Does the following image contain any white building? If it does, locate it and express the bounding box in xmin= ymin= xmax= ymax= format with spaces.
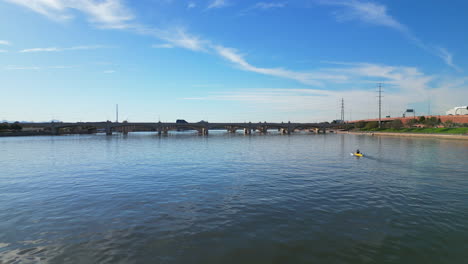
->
xmin=446 ymin=106 xmax=468 ymax=115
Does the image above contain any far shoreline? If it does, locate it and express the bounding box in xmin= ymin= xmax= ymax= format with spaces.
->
xmin=338 ymin=130 xmax=468 ymax=140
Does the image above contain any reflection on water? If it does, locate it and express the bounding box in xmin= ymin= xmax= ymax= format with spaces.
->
xmin=0 ymin=132 xmax=467 ymax=263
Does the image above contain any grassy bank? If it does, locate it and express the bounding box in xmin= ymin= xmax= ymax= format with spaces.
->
xmin=360 ymin=127 xmax=468 ymax=134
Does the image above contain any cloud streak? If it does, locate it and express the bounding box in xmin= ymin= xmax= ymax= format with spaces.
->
xmin=5 ymin=0 xmax=464 ymax=90
xmin=207 ymin=0 xmax=229 ymax=9
xmin=214 ymin=45 xmax=349 ymax=86
xmin=436 ymin=48 xmax=462 ymax=72
xmin=151 ymin=43 xmax=174 ymax=49
xmin=4 ymin=65 xmax=76 ymax=70
xmin=0 ymin=40 xmax=11 ymax=45
xmin=4 ymin=0 xmax=134 ymax=28
xmin=317 ymin=0 xmax=461 ymax=71
xmin=320 ymin=0 xmax=406 ymax=32
xmin=187 ymin=2 xmax=196 ymax=9
xmin=251 ymin=2 xmax=287 ymax=10
xmin=19 ymin=45 xmax=108 ymax=53
xmin=181 ymin=61 xmax=468 ymax=120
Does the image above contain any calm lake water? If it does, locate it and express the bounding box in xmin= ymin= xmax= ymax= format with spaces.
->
xmin=1 ymin=132 xmax=467 ymax=263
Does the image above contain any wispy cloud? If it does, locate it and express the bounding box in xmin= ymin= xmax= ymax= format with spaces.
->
xmin=187 ymin=1 xmax=196 ymax=9
xmin=239 ymin=1 xmax=287 ymax=15
xmin=320 ymin=0 xmax=407 ymax=32
xmin=4 ymin=0 xmax=134 ymax=28
xmin=20 ymin=47 xmax=60 ymax=53
xmin=192 ymin=84 xmax=224 ymax=88
xmin=103 ymin=70 xmax=115 ymax=73
xmin=436 ymin=48 xmax=462 ymax=72
xmin=0 ymin=49 xmax=8 ymax=53
xmin=207 ymin=0 xmax=229 ymax=9
xmin=251 ymin=2 xmax=287 ymax=10
xmin=5 ymin=0 xmax=463 ymax=88
xmin=4 ymin=65 xmax=76 ymax=70
xmin=5 ymin=1 xmax=207 ymax=53
xmin=5 ymin=65 xmax=41 ymax=70
xmin=0 ymin=40 xmax=11 ymax=45
xmin=152 ymin=43 xmax=174 ymax=49
xmin=317 ymin=0 xmax=461 ymax=71
xmin=49 ymin=65 xmax=76 ymax=69
xmin=142 ymin=27 xmax=208 ymax=52
xmin=214 ymin=45 xmax=349 ymax=86
xmin=181 ymin=62 xmax=468 ymax=120
xmin=19 ymin=45 xmax=108 ymax=53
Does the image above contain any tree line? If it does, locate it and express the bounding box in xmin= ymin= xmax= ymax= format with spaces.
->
xmin=355 ymin=116 xmax=452 ymax=130
xmin=0 ymin=122 xmax=23 ymax=131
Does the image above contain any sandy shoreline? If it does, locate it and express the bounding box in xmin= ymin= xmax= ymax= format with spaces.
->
xmin=337 ymin=131 xmax=468 ymax=140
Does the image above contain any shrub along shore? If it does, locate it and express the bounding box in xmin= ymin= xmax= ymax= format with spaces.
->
xmin=360 ymin=127 xmax=468 ymax=134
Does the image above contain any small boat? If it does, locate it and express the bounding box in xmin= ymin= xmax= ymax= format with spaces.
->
xmin=351 ymin=153 xmax=363 ymax=157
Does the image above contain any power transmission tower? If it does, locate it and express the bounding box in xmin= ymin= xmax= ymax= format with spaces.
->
xmin=341 ymin=98 xmax=345 ymax=123
xmin=428 ymin=97 xmax=431 ymax=116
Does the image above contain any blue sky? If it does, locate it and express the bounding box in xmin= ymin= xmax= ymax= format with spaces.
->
xmin=0 ymin=0 xmax=467 ymax=122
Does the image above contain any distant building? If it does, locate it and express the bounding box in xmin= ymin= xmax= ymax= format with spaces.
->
xmin=446 ymin=106 xmax=468 ymax=115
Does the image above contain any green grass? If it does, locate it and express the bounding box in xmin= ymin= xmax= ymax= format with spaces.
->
xmin=360 ymin=127 xmax=468 ymax=134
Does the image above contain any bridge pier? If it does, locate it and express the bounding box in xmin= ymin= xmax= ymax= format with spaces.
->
xmin=51 ymin=127 xmax=60 ymax=135
xmin=105 ymin=122 xmax=113 ymax=136
xmin=313 ymin=128 xmax=325 ymax=134
xmin=244 ymin=128 xmax=251 ymax=135
xmin=280 ymin=128 xmax=291 ymax=135
xmin=258 ymin=126 xmax=268 ymax=133
xmin=198 ymin=128 xmax=209 ymax=135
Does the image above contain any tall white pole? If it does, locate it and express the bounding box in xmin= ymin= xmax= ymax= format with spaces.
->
xmin=116 ymin=104 xmax=119 ymax=123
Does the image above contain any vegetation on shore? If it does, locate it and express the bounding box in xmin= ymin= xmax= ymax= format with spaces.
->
xmin=355 ymin=117 xmax=468 ymax=134
xmin=360 ymin=127 xmax=468 ymax=134
xmin=0 ymin=122 xmax=22 ymax=132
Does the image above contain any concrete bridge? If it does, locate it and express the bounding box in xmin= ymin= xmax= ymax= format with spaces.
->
xmin=21 ymin=121 xmax=335 ymax=136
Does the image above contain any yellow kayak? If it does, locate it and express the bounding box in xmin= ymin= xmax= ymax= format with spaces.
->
xmin=353 ymin=153 xmax=363 ymax=157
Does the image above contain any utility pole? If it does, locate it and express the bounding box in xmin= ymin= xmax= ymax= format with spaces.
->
xmin=428 ymin=97 xmax=431 ymax=116
xmin=340 ymin=98 xmax=345 ymax=123
xmin=378 ymin=83 xmax=382 ymax=128
xmin=116 ymin=104 xmax=119 ymax=123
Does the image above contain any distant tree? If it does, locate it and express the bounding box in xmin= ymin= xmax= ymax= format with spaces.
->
xmin=355 ymin=121 xmax=366 ymax=129
xmin=364 ymin=121 xmax=379 ymax=129
xmin=10 ymin=122 xmax=22 ymax=131
xmin=0 ymin=123 xmax=9 ymax=131
xmin=390 ymin=119 xmax=403 ymax=129
xmin=444 ymin=120 xmax=454 ymax=128
xmin=424 ymin=117 xmax=439 ymax=127
xmin=406 ymin=119 xmax=418 ymax=127
xmin=418 ymin=116 xmax=426 ymax=123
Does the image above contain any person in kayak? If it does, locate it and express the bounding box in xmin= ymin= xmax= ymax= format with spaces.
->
xmin=356 ymin=149 xmax=360 ymax=154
